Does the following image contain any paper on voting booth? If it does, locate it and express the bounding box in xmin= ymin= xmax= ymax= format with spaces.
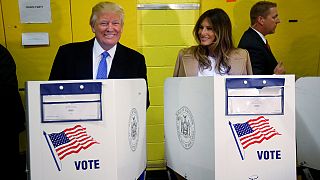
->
xmin=40 ymin=82 xmax=102 ymax=122
xmin=226 ymin=78 xmax=284 ymax=115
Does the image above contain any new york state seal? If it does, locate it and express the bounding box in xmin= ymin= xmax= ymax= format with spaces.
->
xmin=128 ymin=108 xmax=139 ymax=151
xmin=176 ymin=106 xmax=195 ymax=149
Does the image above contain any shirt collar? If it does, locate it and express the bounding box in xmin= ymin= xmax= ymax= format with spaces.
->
xmin=250 ymin=27 xmax=267 ymax=44
xmin=93 ymin=38 xmax=117 ymax=58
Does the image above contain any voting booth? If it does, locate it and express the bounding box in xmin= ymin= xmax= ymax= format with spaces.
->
xmin=164 ymin=75 xmax=296 ymax=180
xmin=26 ymin=79 xmax=147 ymax=180
xmin=296 ymin=77 xmax=320 ymax=171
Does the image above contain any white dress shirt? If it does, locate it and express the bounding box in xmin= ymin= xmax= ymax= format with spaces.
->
xmin=92 ymin=39 xmax=117 ymax=79
xmin=198 ymin=56 xmax=228 ymax=76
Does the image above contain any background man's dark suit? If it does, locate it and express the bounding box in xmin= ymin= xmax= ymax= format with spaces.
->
xmin=0 ymin=44 xmax=26 ymax=179
xmin=238 ymin=28 xmax=278 ymax=75
xmin=49 ymin=38 xmax=150 ymax=108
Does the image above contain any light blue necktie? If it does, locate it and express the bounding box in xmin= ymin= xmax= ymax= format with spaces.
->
xmin=96 ymin=51 xmax=109 ymax=79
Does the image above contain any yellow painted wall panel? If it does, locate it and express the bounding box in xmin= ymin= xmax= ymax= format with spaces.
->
xmin=142 ymin=25 xmax=195 ymax=46
xmin=147 ymin=106 xmax=164 ymax=125
xmin=142 ymin=25 xmax=166 ymax=46
xmin=137 ymin=24 xmax=143 ymax=47
xmin=147 ymin=143 xmax=165 ymax=160
xmin=275 ymin=0 xmax=320 ymax=77
xmin=147 ymin=124 xmax=164 ymax=143
xmin=140 ymin=10 xmax=199 ymax=25
xmin=167 ymin=25 xmax=195 ymax=45
xmin=137 ymin=17 xmax=142 ymax=53
xmin=71 ymin=0 xmax=138 ymax=50
xmin=139 ymin=10 xmax=168 ymax=25
xmin=147 ymin=160 xmax=166 ymax=170
xmin=2 ymin=0 xmax=72 ymax=87
xmin=167 ymin=10 xmax=199 ymax=25
xmin=149 ymin=86 xmax=164 ymax=106
xmin=148 ymin=67 xmax=173 ymax=87
xmin=144 ymin=46 xmax=186 ymax=66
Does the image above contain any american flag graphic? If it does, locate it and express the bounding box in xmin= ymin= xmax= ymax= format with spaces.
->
xmin=232 ymin=116 xmax=281 ymax=149
xmin=47 ymin=125 xmax=99 ymax=160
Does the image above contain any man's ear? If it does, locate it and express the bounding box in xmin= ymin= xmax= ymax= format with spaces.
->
xmin=120 ymin=22 xmax=124 ymax=33
xmin=91 ymin=25 xmax=96 ymax=33
xmin=257 ymin=16 xmax=265 ymax=25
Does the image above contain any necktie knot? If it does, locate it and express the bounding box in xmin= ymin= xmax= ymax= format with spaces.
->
xmin=102 ymin=51 xmax=109 ymax=59
xmin=96 ymin=51 xmax=109 ymax=79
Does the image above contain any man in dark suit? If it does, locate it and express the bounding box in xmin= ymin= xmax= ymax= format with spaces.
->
xmin=238 ymin=1 xmax=285 ymax=75
xmin=0 ymin=44 xmax=26 ymax=179
xmin=49 ymin=1 xmax=149 ymax=108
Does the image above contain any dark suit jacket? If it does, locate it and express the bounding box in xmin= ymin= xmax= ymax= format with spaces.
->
xmin=0 ymin=45 xmax=25 ymax=133
xmin=0 ymin=44 xmax=26 ymax=178
xmin=238 ymin=28 xmax=278 ymax=75
xmin=49 ymin=38 xmax=150 ymax=108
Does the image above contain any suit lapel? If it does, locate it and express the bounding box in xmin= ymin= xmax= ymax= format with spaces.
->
xmin=182 ymin=53 xmax=198 ymax=76
xmin=84 ymin=39 xmax=94 ymax=79
xmin=74 ymin=39 xmax=94 ymax=79
xmin=248 ymin=28 xmax=268 ymax=51
xmin=247 ymin=28 xmax=278 ymax=72
xmin=250 ymin=28 xmax=277 ymax=59
xmin=108 ymin=43 xmax=125 ymax=78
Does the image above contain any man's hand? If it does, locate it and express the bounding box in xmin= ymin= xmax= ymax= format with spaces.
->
xmin=274 ymin=61 xmax=286 ymax=74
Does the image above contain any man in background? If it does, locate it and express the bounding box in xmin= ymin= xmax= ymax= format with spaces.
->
xmin=238 ymin=1 xmax=285 ymax=75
